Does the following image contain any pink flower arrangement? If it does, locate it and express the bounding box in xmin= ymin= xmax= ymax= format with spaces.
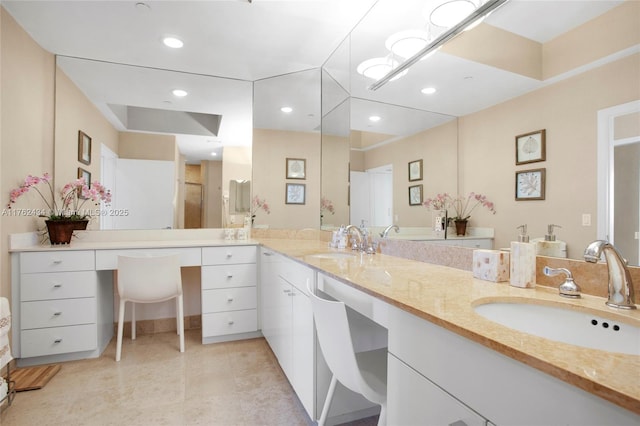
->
xmin=7 ymin=172 xmax=111 ymax=220
xmin=423 ymin=192 xmax=496 ymax=221
xmin=251 ymin=195 xmax=270 ymax=218
xmin=320 ymin=196 xmax=335 ymax=215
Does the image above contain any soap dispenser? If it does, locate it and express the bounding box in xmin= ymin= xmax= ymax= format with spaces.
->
xmin=510 ymin=225 xmax=536 ymax=288
xmin=545 ymin=224 xmax=561 ymax=241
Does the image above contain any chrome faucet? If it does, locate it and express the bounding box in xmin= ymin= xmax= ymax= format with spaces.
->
xmin=584 ymin=240 xmax=636 ymax=309
xmin=380 ymin=224 xmax=399 ymax=238
xmin=345 ymin=225 xmax=364 ymax=251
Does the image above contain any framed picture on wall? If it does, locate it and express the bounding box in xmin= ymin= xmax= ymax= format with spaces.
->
xmin=408 ymin=184 xmax=423 ymax=206
xmin=286 ymin=183 xmax=306 ymax=204
xmin=515 ymin=168 xmax=545 ymax=200
xmin=515 ymin=129 xmax=546 ymax=165
xmin=77 ymin=168 xmax=91 ymax=199
xmin=286 ymin=158 xmax=306 ymax=179
xmin=78 ymin=130 xmax=92 ymax=165
xmin=408 ymin=159 xmax=423 ymax=181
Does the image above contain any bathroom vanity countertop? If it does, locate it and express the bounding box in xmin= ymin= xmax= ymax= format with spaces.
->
xmin=258 ymin=238 xmax=640 ymax=415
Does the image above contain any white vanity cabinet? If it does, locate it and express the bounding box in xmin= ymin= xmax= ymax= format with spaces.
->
xmin=13 ymin=251 xmax=113 ymax=364
xmin=201 ymin=245 xmax=258 ymax=343
xmin=260 ymin=248 xmax=315 ymax=417
xmin=387 ymin=305 xmax=639 ymax=426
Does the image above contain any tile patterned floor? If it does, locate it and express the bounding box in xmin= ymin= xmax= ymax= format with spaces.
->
xmin=1 ymin=330 xmax=378 ymax=426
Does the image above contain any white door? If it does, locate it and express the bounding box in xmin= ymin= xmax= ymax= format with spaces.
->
xmin=350 ymin=171 xmax=370 ymax=226
xmin=114 ymin=159 xmax=175 ymax=229
xmin=100 ymin=145 xmax=118 ymax=230
xmin=369 ymin=167 xmax=393 ymax=226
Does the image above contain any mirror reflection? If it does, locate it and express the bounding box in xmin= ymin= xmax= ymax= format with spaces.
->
xmin=48 ymin=1 xmax=639 ymax=265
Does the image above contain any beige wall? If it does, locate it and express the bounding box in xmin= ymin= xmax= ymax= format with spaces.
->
xmin=253 ymin=128 xmax=320 ymax=229
xmin=1 ymin=8 xmax=55 ymax=299
xmin=54 ymin=67 xmax=119 ymax=231
xmin=203 ymin=160 xmax=222 ymax=228
xmin=321 ymin=134 xmax=350 ymax=227
xmin=221 ymin=146 xmax=251 ymax=226
xmin=118 ymin=131 xmax=175 ymax=160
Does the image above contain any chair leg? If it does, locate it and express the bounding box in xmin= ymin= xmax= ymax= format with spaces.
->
xmin=131 ymin=303 xmax=136 ymax=340
xmin=318 ymin=374 xmax=338 ymax=426
xmin=175 ymin=298 xmax=179 ymax=335
xmin=177 ymin=295 xmax=185 ymax=353
xmin=377 ymin=402 xmax=387 ymax=426
xmin=116 ymin=300 xmax=126 ymax=362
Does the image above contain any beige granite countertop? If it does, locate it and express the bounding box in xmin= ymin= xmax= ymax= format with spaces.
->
xmin=258 ymin=238 xmax=640 ymax=416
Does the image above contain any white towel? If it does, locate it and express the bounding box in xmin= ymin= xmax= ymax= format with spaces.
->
xmin=0 ymin=297 xmax=13 ymax=369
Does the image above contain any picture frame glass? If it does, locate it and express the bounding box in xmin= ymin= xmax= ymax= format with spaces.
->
xmin=78 ymin=130 xmax=92 ymax=165
xmin=286 ymin=158 xmax=306 ymax=179
xmin=516 ymin=129 xmax=545 ymax=165
xmin=409 ymin=184 xmax=423 ymax=205
xmin=286 ymin=183 xmax=305 ymax=204
xmin=408 ymin=159 xmax=423 ymax=181
xmin=516 ymin=168 xmax=545 ymax=200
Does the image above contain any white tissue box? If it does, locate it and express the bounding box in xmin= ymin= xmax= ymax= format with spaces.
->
xmin=473 ymin=250 xmax=510 ymax=282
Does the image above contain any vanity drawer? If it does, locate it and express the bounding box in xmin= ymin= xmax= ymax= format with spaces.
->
xmin=201 ymin=264 xmax=256 ymax=289
xmin=21 ymin=298 xmax=96 ymax=330
xmin=202 ymin=309 xmax=257 ymax=336
xmin=20 ymin=271 xmax=97 ymax=301
xmin=202 ymin=246 xmax=256 ymax=265
xmin=20 ymin=250 xmax=95 ymax=273
xmin=202 ymin=287 xmax=257 ymax=313
xmin=21 ymin=324 xmax=97 ymax=358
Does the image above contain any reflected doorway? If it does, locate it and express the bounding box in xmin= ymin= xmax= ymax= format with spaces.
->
xmin=350 ymin=164 xmax=393 ymax=227
xmin=185 ymin=182 xmax=203 ymax=229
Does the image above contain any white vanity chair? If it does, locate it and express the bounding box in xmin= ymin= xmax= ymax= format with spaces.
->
xmin=115 ymin=254 xmax=185 ymax=362
xmin=308 ymin=284 xmax=387 ymax=426
xmin=0 ymin=297 xmax=16 ymax=407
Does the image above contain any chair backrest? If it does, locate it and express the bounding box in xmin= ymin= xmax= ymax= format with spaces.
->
xmin=117 ymin=254 xmax=182 ymax=303
xmin=0 ymin=297 xmax=13 ymax=369
xmin=307 ymin=284 xmax=364 ymax=395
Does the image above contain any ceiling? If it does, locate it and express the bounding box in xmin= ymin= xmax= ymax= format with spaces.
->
xmin=2 ymin=0 xmax=625 ymax=161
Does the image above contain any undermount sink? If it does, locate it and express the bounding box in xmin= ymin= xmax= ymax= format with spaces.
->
xmin=308 ymin=252 xmax=357 ymax=260
xmin=474 ymin=300 xmax=640 ymax=356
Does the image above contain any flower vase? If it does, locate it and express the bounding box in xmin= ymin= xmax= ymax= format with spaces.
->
xmin=454 ymin=219 xmax=468 ymax=236
xmin=45 ymin=219 xmax=89 ymax=245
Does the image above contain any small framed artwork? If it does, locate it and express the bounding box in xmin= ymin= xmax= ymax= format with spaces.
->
xmin=515 ymin=168 xmax=545 ymax=201
xmin=77 ymin=168 xmax=91 ymax=199
xmin=408 ymin=184 xmax=423 ymax=206
xmin=515 ymin=129 xmax=546 ymax=165
xmin=78 ymin=130 xmax=92 ymax=165
xmin=286 ymin=183 xmax=306 ymax=204
xmin=408 ymin=159 xmax=423 ymax=181
xmin=286 ymin=158 xmax=306 ymax=179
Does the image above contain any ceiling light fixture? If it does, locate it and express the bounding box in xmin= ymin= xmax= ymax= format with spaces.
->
xmin=421 ymin=87 xmax=437 ymax=95
xmin=385 ymin=30 xmax=431 ymax=60
xmin=172 ymin=89 xmax=188 ymax=97
xmin=356 ymin=57 xmax=408 ymax=82
xmin=163 ymin=37 xmax=184 ymax=49
xmin=429 ymin=0 xmax=477 ymax=28
xmin=281 ymin=106 xmax=293 ymax=113
xmin=369 ymin=115 xmax=381 ymax=122
xmin=369 ymin=0 xmax=508 ymax=91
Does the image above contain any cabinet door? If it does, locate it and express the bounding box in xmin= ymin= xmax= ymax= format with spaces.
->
xmin=291 ymin=285 xmax=314 ymax=416
xmin=260 ymin=249 xmax=280 ymax=346
xmin=388 ymin=354 xmax=487 ymax=426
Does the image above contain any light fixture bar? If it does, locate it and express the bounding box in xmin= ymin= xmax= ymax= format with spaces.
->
xmin=368 ymin=0 xmax=509 ymax=91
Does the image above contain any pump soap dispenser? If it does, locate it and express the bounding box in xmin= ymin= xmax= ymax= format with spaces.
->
xmin=510 ymin=225 xmax=536 ymax=288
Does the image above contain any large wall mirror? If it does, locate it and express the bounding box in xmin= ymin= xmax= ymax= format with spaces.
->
xmin=50 ymin=0 xmax=638 ymax=266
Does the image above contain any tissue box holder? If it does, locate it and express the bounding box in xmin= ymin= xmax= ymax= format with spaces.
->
xmin=473 ymin=250 xmax=510 ymax=282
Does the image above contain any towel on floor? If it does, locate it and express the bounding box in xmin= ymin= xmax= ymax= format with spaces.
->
xmin=0 ymin=297 xmax=13 ymax=369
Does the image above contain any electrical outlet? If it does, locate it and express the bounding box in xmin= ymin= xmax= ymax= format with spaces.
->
xmin=582 ymin=213 xmax=591 ymax=226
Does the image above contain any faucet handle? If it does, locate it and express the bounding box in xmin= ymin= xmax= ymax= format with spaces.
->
xmin=543 ymin=266 xmax=581 ymax=298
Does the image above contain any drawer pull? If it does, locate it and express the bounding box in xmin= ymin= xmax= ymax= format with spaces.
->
xmin=52 ymin=259 xmax=63 ymax=264
xmin=227 ymin=297 xmax=234 ymax=302
xmin=52 ymin=283 xmax=62 ymax=288
xmin=226 ymin=273 xmax=233 ymax=278
xmin=226 ymin=253 xmax=233 ymax=258
xmin=53 ymin=312 xmax=62 ymax=316
xmin=53 ymin=338 xmax=63 ymax=344
xmin=283 ymin=289 xmax=291 ymax=293
xmin=263 ymin=252 xmax=273 ymax=257
xmin=227 ymin=320 xmax=234 ymax=325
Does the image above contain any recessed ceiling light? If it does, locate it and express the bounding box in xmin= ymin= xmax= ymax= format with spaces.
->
xmin=281 ymin=106 xmax=293 ymax=113
xmin=428 ymin=0 xmax=477 ymax=28
xmin=385 ymin=30 xmax=431 ymax=60
xmin=211 ymin=152 xmax=217 ymax=157
xmin=163 ymin=37 xmax=184 ymax=49
xmin=421 ymin=87 xmax=437 ymax=95
xmin=369 ymin=115 xmax=381 ymax=122
xmin=172 ymin=89 xmax=188 ymax=97
xmin=357 ymin=57 xmax=408 ymax=82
